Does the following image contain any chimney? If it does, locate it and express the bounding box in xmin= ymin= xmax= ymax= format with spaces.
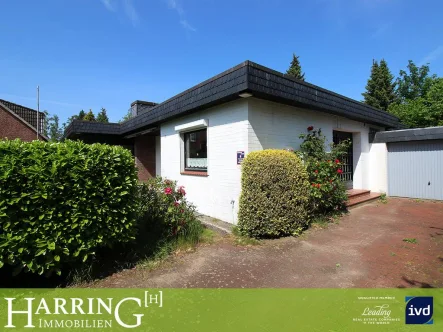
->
xmin=131 ymin=100 xmax=158 ymax=117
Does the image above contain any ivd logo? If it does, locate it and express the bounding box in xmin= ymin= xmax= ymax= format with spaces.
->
xmin=405 ymin=297 xmax=433 ymax=325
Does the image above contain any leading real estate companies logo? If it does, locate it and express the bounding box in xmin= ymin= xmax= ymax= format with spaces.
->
xmin=3 ymin=290 xmax=163 ymax=329
xmin=405 ymin=296 xmax=434 ymax=325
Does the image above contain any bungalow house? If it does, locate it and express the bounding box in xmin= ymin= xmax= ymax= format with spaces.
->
xmin=0 ymin=99 xmax=47 ymax=141
xmin=65 ymin=61 xmax=401 ymax=224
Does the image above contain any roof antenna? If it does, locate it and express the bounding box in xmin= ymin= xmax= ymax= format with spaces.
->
xmin=36 ymin=85 xmax=40 ymax=140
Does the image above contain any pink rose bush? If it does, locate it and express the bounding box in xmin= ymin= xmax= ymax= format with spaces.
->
xmin=298 ymin=127 xmax=350 ymax=215
xmin=138 ymin=177 xmax=202 ymax=241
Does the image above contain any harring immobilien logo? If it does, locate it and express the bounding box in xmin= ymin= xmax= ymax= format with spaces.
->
xmin=405 ymin=296 xmax=433 ymax=325
xmin=3 ymin=290 xmax=163 ymax=329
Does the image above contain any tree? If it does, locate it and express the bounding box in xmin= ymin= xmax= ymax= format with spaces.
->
xmin=388 ymin=78 xmax=443 ymax=128
xmin=43 ymin=112 xmax=63 ymax=142
xmin=96 ymin=107 xmax=109 ymax=123
xmin=119 ymin=109 xmax=133 ymax=123
xmin=47 ymin=114 xmax=63 ymax=142
xmin=83 ymin=109 xmax=96 ymax=121
xmin=286 ymin=53 xmax=305 ymax=81
xmin=387 ymin=60 xmax=441 ymax=128
xmin=362 ymin=59 xmax=396 ymax=111
xmin=396 ymin=60 xmax=436 ymax=101
xmin=78 ymin=110 xmax=86 ymax=120
xmin=389 ymin=78 xmax=443 ymax=128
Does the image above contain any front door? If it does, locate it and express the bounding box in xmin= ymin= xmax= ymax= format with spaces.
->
xmin=333 ymin=131 xmax=353 ymax=189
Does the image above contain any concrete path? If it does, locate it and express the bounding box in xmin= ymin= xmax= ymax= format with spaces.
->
xmin=93 ymin=198 xmax=443 ymax=288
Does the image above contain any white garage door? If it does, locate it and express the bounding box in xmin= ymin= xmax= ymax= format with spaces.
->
xmin=388 ymin=140 xmax=443 ymax=200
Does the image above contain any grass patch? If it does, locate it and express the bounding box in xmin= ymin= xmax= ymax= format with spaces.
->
xmin=66 ymin=220 xmax=206 ymax=286
xmin=200 ymin=228 xmax=216 ymax=244
xmin=311 ymin=215 xmax=330 ymax=229
xmin=231 ymin=226 xmax=261 ymax=246
xmin=379 ymin=193 xmax=388 ymax=204
xmin=390 ymin=252 xmax=396 ymax=256
xmin=403 ymin=238 xmax=418 ymax=244
xmin=310 ymin=213 xmax=342 ymax=229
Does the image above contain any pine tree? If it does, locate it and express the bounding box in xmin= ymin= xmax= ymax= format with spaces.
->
xmin=286 ymin=53 xmax=305 ymax=81
xmin=362 ymin=59 xmax=396 ymax=111
xmin=376 ymin=59 xmax=397 ymax=111
xmin=83 ymin=109 xmax=96 ymax=121
xmin=96 ymin=107 xmax=109 ymax=123
xmin=362 ymin=60 xmax=381 ymax=109
xmin=78 ymin=110 xmax=86 ymax=120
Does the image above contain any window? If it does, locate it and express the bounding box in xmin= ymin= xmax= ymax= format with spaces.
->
xmin=184 ymin=129 xmax=207 ymax=171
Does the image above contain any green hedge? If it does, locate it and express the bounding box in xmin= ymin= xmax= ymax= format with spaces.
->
xmin=0 ymin=140 xmax=139 ymax=276
xmin=238 ymin=150 xmax=310 ymax=238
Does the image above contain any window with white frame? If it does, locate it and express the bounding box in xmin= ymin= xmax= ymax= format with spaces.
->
xmin=184 ymin=129 xmax=207 ymax=171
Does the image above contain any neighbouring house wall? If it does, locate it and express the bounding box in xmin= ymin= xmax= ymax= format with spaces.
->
xmin=0 ymin=106 xmax=45 ymax=141
xmin=247 ymin=98 xmax=384 ymax=192
xmin=160 ymin=99 xmax=249 ymax=224
xmin=134 ymin=135 xmax=156 ymax=181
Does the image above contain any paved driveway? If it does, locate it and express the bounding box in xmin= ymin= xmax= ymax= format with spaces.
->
xmin=94 ymin=198 xmax=443 ymax=288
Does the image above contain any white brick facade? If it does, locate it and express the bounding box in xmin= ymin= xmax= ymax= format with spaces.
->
xmin=159 ymin=97 xmax=387 ymax=224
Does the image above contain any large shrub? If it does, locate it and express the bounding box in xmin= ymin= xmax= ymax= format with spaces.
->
xmin=0 ymin=139 xmax=139 ymax=276
xmin=137 ymin=177 xmax=203 ymax=244
xmin=298 ymin=127 xmax=350 ymax=215
xmin=237 ymin=150 xmax=310 ymax=238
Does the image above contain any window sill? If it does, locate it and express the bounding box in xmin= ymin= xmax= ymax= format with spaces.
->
xmin=181 ymin=171 xmax=209 ymax=177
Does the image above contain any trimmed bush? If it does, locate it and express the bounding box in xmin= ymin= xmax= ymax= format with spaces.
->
xmin=0 ymin=139 xmax=139 ymax=276
xmin=238 ymin=150 xmax=310 ymax=238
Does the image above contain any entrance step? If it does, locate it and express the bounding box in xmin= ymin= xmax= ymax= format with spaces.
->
xmin=346 ymin=189 xmax=381 ymax=208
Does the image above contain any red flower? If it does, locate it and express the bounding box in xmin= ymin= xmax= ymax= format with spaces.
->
xmin=337 ymin=169 xmax=343 ymax=174
xmin=317 ymin=184 xmax=321 ymax=188
xmin=314 ymin=170 xmax=318 ymax=174
xmin=177 ymin=186 xmax=186 ymax=196
xmin=335 ymin=159 xmax=340 ymax=164
xmin=164 ymin=187 xmax=173 ymax=195
xmin=174 ymin=201 xmax=180 ymax=207
xmin=327 ymin=160 xmax=331 ymax=163
xmin=311 ymin=183 xmax=316 ymax=187
xmin=307 ymin=126 xmax=314 ymax=131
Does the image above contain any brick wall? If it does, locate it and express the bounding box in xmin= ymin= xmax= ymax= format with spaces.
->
xmin=0 ymin=106 xmax=46 ymax=141
xmin=134 ymin=135 xmax=156 ymax=181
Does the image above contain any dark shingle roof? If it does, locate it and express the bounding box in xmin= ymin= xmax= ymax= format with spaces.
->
xmin=65 ymin=60 xmax=401 ymax=139
xmin=0 ymin=99 xmax=46 ymax=130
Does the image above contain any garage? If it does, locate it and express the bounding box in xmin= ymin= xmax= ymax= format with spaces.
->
xmin=375 ymin=127 xmax=443 ymax=200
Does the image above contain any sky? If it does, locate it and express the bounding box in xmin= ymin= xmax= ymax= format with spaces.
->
xmin=1 ymin=0 xmax=442 ymax=125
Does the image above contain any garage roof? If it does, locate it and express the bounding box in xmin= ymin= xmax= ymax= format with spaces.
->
xmin=374 ymin=126 xmax=443 ymax=143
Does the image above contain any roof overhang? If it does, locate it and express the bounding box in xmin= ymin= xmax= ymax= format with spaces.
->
xmin=65 ymin=60 xmax=402 ymax=140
